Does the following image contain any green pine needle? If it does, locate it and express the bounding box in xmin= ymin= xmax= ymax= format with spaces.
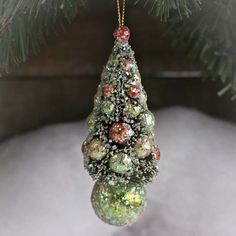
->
xmin=0 ymin=0 xmax=235 ymax=99
xmin=135 ymin=0 xmax=201 ymax=21
xmin=0 ymin=0 xmax=86 ymax=70
xmin=165 ymin=0 xmax=236 ymax=98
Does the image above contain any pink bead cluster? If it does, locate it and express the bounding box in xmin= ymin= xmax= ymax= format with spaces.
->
xmin=113 ymin=26 xmax=130 ymax=42
xmin=109 ymin=123 xmax=133 ymax=144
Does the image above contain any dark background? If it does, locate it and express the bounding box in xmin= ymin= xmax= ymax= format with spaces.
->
xmin=0 ymin=0 xmax=235 ymax=141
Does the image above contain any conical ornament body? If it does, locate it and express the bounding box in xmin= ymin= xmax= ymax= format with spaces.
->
xmin=82 ymin=28 xmax=160 ymax=226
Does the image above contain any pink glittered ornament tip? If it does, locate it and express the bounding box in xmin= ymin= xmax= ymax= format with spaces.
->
xmin=114 ymin=26 xmax=130 ymax=42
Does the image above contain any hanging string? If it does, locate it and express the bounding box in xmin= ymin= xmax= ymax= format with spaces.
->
xmin=116 ymin=0 xmax=126 ymax=28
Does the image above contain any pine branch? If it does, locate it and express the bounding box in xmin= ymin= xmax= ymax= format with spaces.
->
xmin=135 ymin=0 xmax=201 ymax=21
xmin=0 ymin=0 xmax=86 ymax=70
xmin=166 ymin=0 xmax=236 ymax=99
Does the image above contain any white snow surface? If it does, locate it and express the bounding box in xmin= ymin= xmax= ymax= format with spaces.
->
xmin=0 ymin=107 xmax=235 ymax=236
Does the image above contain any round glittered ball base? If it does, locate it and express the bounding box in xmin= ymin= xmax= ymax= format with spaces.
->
xmin=91 ymin=181 xmax=146 ymax=226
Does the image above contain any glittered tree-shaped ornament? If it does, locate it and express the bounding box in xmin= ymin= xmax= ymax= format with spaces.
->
xmin=82 ymin=25 xmax=160 ymax=226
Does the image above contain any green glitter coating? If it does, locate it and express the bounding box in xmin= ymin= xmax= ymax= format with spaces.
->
xmin=91 ymin=181 xmax=146 ymax=226
xmin=140 ymin=111 xmax=155 ymax=130
xmin=109 ymin=152 xmax=132 ymax=174
xmin=83 ymin=38 xmax=159 ymax=184
xmin=101 ymin=100 xmax=115 ymax=115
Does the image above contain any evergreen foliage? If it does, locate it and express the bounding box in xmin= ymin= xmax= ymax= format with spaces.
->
xmin=0 ymin=0 xmax=235 ymax=98
xmin=166 ymin=0 xmax=236 ymax=99
xmin=135 ymin=0 xmax=201 ymax=21
xmin=0 ymin=0 xmax=85 ymax=69
xmin=137 ymin=0 xmax=236 ymax=98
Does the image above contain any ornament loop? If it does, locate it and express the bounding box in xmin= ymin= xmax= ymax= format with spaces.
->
xmin=116 ymin=0 xmax=126 ymax=28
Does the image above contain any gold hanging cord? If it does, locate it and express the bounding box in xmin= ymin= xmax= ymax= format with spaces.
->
xmin=116 ymin=0 xmax=126 ymax=28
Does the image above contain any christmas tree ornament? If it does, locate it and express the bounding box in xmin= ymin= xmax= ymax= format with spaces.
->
xmin=134 ymin=136 xmax=154 ymax=159
xmin=152 ymin=148 xmax=161 ymax=162
xmin=82 ymin=0 xmax=161 ymax=226
xmin=86 ymin=138 xmax=108 ymax=161
xmin=121 ymin=59 xmax=134 ymax=71
xmin=86 ymin=113 xmax=96 ymax=131
xmin=140 ymin=111 xmax=156 ymax=130
xmin=128 ymin=84 xmax=141 ymax=99
xmin=102 ymin=84 xmax=114 ymax=97
xmin=109 ymin=152 xmax=132 ymax=174
xmin=101 ymin=100 xmax=115 ymax=115
xmin=109 ymin=122 xmax=134 ymax=144
xmin=126 ymin=102 xmax=142 ymax=118
xmin=113 ymin=26 xmax=130 ymax=42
